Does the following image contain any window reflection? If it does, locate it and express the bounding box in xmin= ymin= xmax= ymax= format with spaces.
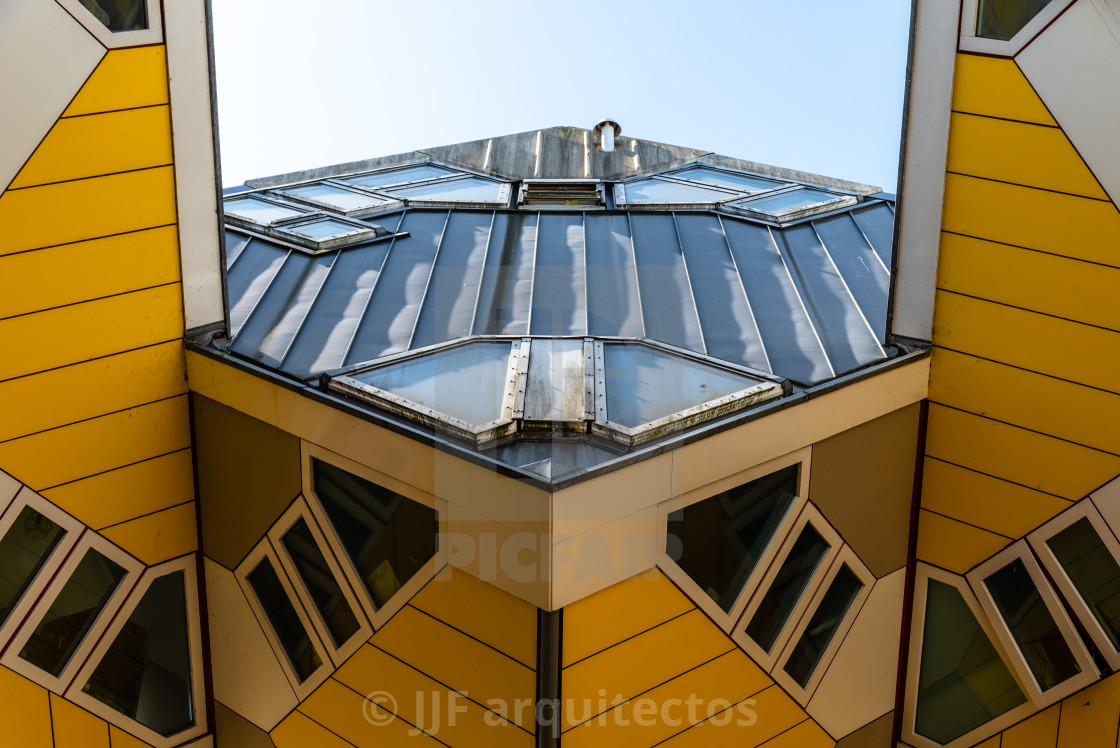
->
xmin=247 ymin=558 xmax=322 ymax=683
xmin=281 ymin=518 xmax=361 ymax=648
xmin=782 ymin=564 xmax=862 ymax=687
xmin=1047 ymin=517 xmax=1120 ymax=649
xmin=0 ymin=507 xmax=67 ymax=627
xmin=744 ymin=523 xmax=830 ymax=653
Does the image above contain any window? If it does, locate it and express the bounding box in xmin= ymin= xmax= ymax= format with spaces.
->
xmin=723 ymin=187 xmax=857 ymax=223
xmin=976 ymin=0 xmax=1053 ymax=40
xmin=904 ymin=565 xmax=1031 ymax=748
xmin=733 ymin=504 xmax=841 ymax=669
xmin=773 ymin=546 xmax=873 ymax=701
xmin=57 ymin=0 xmax=162 ymax=48
xmin=1029 ymin=502 xmax=1120 ymax=670
xmin=307 ymin=456 xmax=440 ymax=626
xmin=67 ymin=556 xmax=208 ymax=748
xmin=237 ymin=544 xmax=330 ymax=698
xmin=1 ymin=533 xmax=141 ymax=693
xmin=967 ymin=542 xmax=1097 ymax=706
xmin=273 ymin=215 xmax=382 ymax=251
xmin=959 ymin=0 xmax=1075 ymax=56
xmin=277 ymin=182 xmax=397 ymax=215
xmin=77 ymin=0 xmax=147 ymax=31
xmin=224 ymin=195 xmax=308 ymax=225
xmin=268 ymin=499 xmax=372 ymax=666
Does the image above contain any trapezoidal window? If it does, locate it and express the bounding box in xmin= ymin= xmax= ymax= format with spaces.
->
xmin=976 ymin=0 xmax=1053 ymax=40
xmin=665 ymin=464 xmax=799 ymax=621
xmin=906 ymin=566 xmax=1030 ymax=748
xmin=78 ymin=0 xmax=147 ymax=31
xmin=309 ymin=457 xmax=439 ymax=622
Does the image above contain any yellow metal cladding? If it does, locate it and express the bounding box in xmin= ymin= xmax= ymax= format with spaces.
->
xmin=971 ymin=673 xmax=1120 ymax=747
xmin=0 ymin=39 xmax=194 ymax=566
xmin=270 ymin=566 xmax=538 ymax=748
xmin=559 ymin=568 xmax=831 ymax=748
xmin=921 ymin=52 xmax=1120 ymax=572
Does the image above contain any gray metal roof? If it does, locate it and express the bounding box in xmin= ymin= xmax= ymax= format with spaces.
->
xmin=224 ymin=202 xmax=893 ymax=387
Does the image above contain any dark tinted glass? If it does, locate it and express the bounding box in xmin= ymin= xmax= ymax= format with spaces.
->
xmin=0 ymin=506 xmax=67 ymax=627
xmin=1047 ymin=518 xmax=1120 ymax=649
xmin=977 ymin=0 xmax=1053 ymax=40
xmin=783 ymin=564 xmax=863 ymax=687
xmin=84 ymin=572 xmax=194 ymax=736
xmin=744 ymin=523 xmax=830 ymax=652
xmin=312 ymin=459 xmax=438 ymax=608
xmin=281 ymin=518 xmax=361 ymax=647
xmin=984 ymin=559 xmax=1080 ymax=690
xmin=246 ymin=558 xmax=322 ymax=682
xmin=78 ymin=0 xmax=148 ymax=31
xmin=20 ymin=549 xmax=125 ymax=676
xmin=667 ymin=465 xmax=797 ymax=613
xmin=915 ymin=579 xmax=1026 ymax=744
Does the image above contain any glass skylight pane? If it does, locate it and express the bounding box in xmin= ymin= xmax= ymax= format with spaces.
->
xmin=386 ymin=176 xmax=503 ymax=203
xmin=312 ymin=460 xmax=438 ymax=609
xmin=733 ymin=188 xmax=842 ymax=215
xmin=983 ymin=559 xmax=1081 ymax=690
xmin=744 ymin=523 xmax=830 ymax=653
xmin=246 ymin=558 xmax=322 ymax=682
xmin=621 ymin=178 xmax=733 ymax=204
xmin=0 ymin=506 xmax=67 ymax=628
xmin=1047 ymin=518 xmax=1120 ymax=649
xmin=345 ymin=165 xmax=456 ymax=189
xmin=285 ymin=183 xmax=389 ymax=212
xmin=225 ymin=196 xmax=305 ymax=224
xmin=915 ymin=579 xmax=1026 ymax=744
xmin=667 ymin=465 xmax=798 ymax=613
xmin=20 ymin=549 xmax=125 ymax=676
xmin=351 ymin=342 xmax=512 ymax=425
xmin=287 ymin=219 xmax=365 ymax=241
xmin=674 ymin=167 xmax=780 ymax=193
xmin=84 ymin=572 xmax=195 ymax=736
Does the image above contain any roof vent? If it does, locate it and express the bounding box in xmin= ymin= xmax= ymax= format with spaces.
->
xmin=519 ymin=179 xmax=604 ymax=209
xmin=594 ymin=118 xmax=621 ymax=152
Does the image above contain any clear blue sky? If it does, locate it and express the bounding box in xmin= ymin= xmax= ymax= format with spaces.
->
xmin=211 ymin=1 xmax=912 ymax=191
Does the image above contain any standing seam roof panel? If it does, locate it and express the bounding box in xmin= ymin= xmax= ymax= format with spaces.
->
xmin=530 ymin=213 xmax=588 ymax=336
xmin=471 ymin=212 xmax=536 ymax=337
xmin=227 ymin=240 xmax=289 ymax=337
xmin=630 ymin=213 xmax=705 ymax=352
xmin=813 ymin=213 xmax=891 ymax=341
xmin=850 ymin=203 xmax=895 ymax=271
xmin=584 ymin=213 xmax=643 ymax=338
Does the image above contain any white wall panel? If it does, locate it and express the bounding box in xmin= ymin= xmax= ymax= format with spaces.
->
xmin=0 ymin=0 xmax=103 ymax=193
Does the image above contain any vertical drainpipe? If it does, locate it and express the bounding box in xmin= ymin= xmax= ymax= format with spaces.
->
xmin=537 ymin=609 xmax=562 ymax=747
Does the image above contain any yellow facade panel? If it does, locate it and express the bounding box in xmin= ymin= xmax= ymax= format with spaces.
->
xmin=108 ymin=725 xmax=155 ymax=748
xmin=561 ymin=610 xmax=735 ymax=731
xmin=946 ymin=112 xmax=1108 ymax=199
xmin=1055 ymin=674 xmax=1120 ymax=748
xmin=563 ymin=649 xmax=772 ymax=748
xmin=563 ymin=568 xmax=693 ymax=667
xmin=50 ymin=692 xmax=110 ymax=748
xmin=753 ymin=719 xmax=834 ymax=748
xmin=298 ymin=677 xmax=445 ymax=748
xmin=43 ymin=448 xmax=195 ymax=531
xmin=0 ymin=665 xmax=54 ymax=748
xmin=271 ymin=711 xmax=358 ymax=748
xmin=657 ymin=686 xmax=807 ymax=748
xmin=0 ymin=225 xmax=181 ymax=322
xmin=100 ymin=500 xmax=198 ymax=565
xmin=10 ymin=106 xmax=173 ymax=189
xmin=409 ymin=565 xmax=538 ymax=669
xmin=924 ymin=405 xmax=1120 ymax=502
xmin=0 ymin=166 xmax=178 ymax=256
xmin=950 ymin=54 xmax=1057 ymax=125
xmin=921 ymin=457 xmax=1071 ymax=541
xmin=0 ymin=395 xmax=191 ymax=490
xmin=1000 ymin=703 xmax=1059 ymax=748
xmin=0 ymin=341 xmax=186 ymax=443
xmin=0 ymin=284 xmax=183 ymax=382
xmin=64 ymin=46 xmax=170 ymax=117
xmin=915 ymin=509 xmax=1009 ymax=574
xmin=372 ymin=605 xmax=537 ymax=732
xmin=334 ymin=644 xmax=533 ymax=747
xmin=936 ymin=232 xmax=1120 ymax=333
xmin=929 ymin=347 xmax=1120 ymax=457
xmin=940 ymin=173 xmax=1120 ymax=268
xmin=933 ymin=291 xmax=1120 ymax=396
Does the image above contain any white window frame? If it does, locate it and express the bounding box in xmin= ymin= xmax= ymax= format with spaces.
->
xmin=0 ymin=487 xmax=85 ymax=647
xmin=772 ymin=545 xmax=874 ymax=703
xmin=267 ymin=497 xmax=373 ymax=668
xmin=0 ymin=469 xmax=21 ymax=510
xmin=269 ymin=214 xmax=384 ymax=252
xmin=1 ymin=531 xmax=142 ymax=694
xmin=1029 ymin=501 xmax=1120 ymax=670
xmin=657 ymin=449 xmax=810 ymax=634
xmin=300 ymin=442 xmax=445 ymax=630
xmin=903 ymin=564 xmax=1035 ymax=748
xmin=54 ymin=0 xmax=163 ymax=48
xmin=967 ymin=540 xmax=1098 ymax=707
xmin=731 ymin=502 xmax=842 ymax=670
xmin=959 ymin=0 xmax=1079 ymax=56
xmin=65 ymin=555 xmax=208 ymax=748
xmin=237 ymin=541 xmax=331 ymax=701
